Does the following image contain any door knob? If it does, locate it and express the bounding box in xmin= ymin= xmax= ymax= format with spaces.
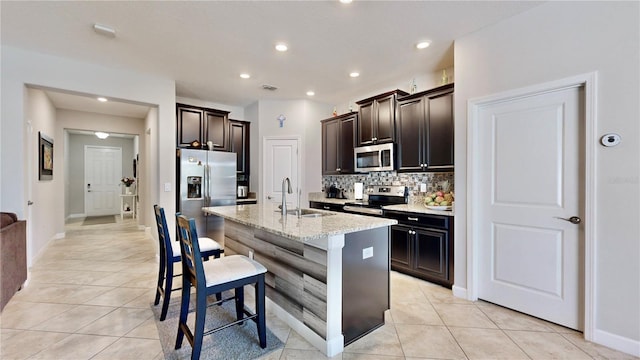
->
xmin=555 ymin=216 xmax=582 ymax=224
xmin=27 ymin=201 xmax=33 ymax=206
xmin=267 ymin=195 xmax=273 ymax=200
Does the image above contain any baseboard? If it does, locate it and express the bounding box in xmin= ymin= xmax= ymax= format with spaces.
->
xmin=593 ymin=328 xmax=640 ymax=357
xmin=452 ymin=285 xmax=468 ymax=300
xmin=67 ymin=213 xmax=86 ymax=219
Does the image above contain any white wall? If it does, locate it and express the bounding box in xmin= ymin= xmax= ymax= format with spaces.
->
xmin=334 ymin=67 xmax=455 ymax=115
xmin=24 ymin=88 xmax=58 ymax=267
xmin=1 ymin=46 xmax=175 ymax=268
xmin=453 ymin=1 xmax=639 ymax=354
xmin=253 ymin=99 xmax=332 ymax=205
xmin=143 ymin=107 xmax=158 ymax=237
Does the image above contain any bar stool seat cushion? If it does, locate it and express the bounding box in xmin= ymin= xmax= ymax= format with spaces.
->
xmin=170 ymin=236 xmax=221 ymax=256
xmin=203 ymin=255 xmax=267 ymax=287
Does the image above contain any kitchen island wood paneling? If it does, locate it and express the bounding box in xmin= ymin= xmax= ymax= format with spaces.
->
xmin=202 ymin=204 xmax=396 ymax=356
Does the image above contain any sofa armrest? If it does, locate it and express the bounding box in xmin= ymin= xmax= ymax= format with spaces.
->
xmin=0 ymin=218 xmax=27 ymax=311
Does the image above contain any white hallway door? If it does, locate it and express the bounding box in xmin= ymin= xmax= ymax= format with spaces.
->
xmin=476 ymin=85 xmax=585 ymax=330
xmin=263 ymin=137 xmax=299 ymax=206
xmin=85 ymin=146 xmax=122 ymax=216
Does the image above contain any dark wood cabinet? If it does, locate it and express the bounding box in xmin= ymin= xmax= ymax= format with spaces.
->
xmin=397 ymin=84 xmax=454 ymax=172
xmin=321 ymin=112 xmax=357 ymax=175
xmin=205 ymin=110 xmax=229 ymax=150
xmin=385 ymin=210 xmax=453 ymax=287
xmin=309 ymin=201 xmax=345 ymax=212
xmin=390 ymin=225 xmax=412 ymax=269
xmin=176 ymin=103 xmax=229 ymax=150
xmin=356 ymin=90 xmax=408 ymax=146
xmin=229 ymin=120 xmax=250 ymax=179
xmin=177 ymin=106 xmax=204 ymax=148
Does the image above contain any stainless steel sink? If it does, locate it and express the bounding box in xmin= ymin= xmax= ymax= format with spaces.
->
xmin=276 ymin=208 xmax=334 ymax=217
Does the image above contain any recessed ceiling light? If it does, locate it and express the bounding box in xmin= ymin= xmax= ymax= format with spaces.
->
xmin=306 ymin=91 xmax=315 ymax=96
xmin=97 ymin=97 xmax=108 ymax=102
xmin=416 ymin=41 xmax=431 ymax=49
xmin=95 ymin=131 xmax=109 ymax=139
xmin=340 ymin=0 xmax=353 ymax=3
xmin=349 ymin=72 xmax=360 ymax=78
xmin=240 ymin=73 xmax=251 ymax=79
xmin=275 ymin=43 xmax=288 ymax=52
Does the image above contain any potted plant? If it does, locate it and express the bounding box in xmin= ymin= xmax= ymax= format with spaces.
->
xmin=121 ymin=177 xmax=135 ymax=194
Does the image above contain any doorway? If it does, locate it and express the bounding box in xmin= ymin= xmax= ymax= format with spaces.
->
xmin=84 ymin=146 xmax=122 ymax=216
xmin=262 ymin=136 xmax=300 ymax=206
xmin=468 ymin=73 xmax=597 ymax=335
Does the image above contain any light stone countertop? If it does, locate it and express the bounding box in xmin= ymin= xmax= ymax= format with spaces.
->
xmin=308 ymin=197 xmax=350 ymax=205
xmin=203 ymin=203 xmax=396 ymax=242
xmin=383 ymin=204 xmax=455 ymax=217
xmin=308 ymin=193 xmax=455 ymax=217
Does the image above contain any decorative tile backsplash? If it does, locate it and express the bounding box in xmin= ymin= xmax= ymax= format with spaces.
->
xmin=322 ymin=171 xmax=454 ymax=204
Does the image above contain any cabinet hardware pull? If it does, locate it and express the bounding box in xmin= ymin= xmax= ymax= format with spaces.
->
xmin=323 ymin=206 xmax=330 ymax=210
xmin=408 ymin=217 xmax=419 ymax=221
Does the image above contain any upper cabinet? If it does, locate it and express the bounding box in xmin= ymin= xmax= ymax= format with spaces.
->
xmin=229 ymin=120 xmax=250 ymax=180
xmin=204 ymin=110 xmax=229 ymax=151
xmin=396 ymin=84 xmax=454 ymax=172
xmin=356 ymin=90 xmax=408 ymax=146
xmin=176 ymin=103 xmax=229 ymax=150
xmin=321 ymin=112 xmax=357 ymax=175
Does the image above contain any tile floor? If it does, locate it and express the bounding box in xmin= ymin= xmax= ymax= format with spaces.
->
xmin=1 ymin=217 xmax=636 ymax=360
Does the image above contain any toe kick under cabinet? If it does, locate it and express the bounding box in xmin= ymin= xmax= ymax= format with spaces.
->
xmin=384 ymin=210 xmax=453 ymax=288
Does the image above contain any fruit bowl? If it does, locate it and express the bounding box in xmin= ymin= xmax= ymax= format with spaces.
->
xmin=423 ymin=190 xmax=454 ymax=211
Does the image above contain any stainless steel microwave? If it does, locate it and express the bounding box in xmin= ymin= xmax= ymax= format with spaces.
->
xmin=354 ymin=143 xmax=395 ymax=172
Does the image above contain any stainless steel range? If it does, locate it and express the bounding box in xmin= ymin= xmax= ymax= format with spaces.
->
xmin=343 ymin=185 xmax=408 ymax=216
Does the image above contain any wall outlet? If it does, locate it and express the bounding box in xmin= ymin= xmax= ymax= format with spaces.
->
xmin=362 ymin=247 xmax=373 ymax=259
xmin=420 ymin=183 xmax=427 ymax=193
xmin=164 ymin=182 xmax=171 ymax=192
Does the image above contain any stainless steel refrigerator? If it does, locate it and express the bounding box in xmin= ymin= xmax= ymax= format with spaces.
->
xmin=177 ymin=149 xmax=236 ymax=242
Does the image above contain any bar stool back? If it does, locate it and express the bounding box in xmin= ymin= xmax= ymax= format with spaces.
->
xmin=175 ymin=214 xmax=267 ymax=360
xmin=153 ymin=205 xmax=223 ymax=321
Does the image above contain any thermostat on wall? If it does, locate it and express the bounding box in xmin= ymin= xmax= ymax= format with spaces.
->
xmin=600 ymin=133 xmax=621 ymax=147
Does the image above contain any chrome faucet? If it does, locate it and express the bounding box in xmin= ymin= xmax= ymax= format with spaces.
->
xmin=281 ymin=177 xmax=292 ymax=215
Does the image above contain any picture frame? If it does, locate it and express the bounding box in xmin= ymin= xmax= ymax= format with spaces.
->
xmin=39 ymin=131 xmax=53 ymax=180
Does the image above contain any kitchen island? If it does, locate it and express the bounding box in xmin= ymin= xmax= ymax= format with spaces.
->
xmin=202 ymin=203 xmax=397 ymax=356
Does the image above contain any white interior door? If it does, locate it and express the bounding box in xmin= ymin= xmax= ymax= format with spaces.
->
xmin=85 ymin=146 xmax=122 ymax=216
xmin=263 ymin=137 xmax=299 ymax=206
xmin=476 ymin=85 xmax=584 ymax=330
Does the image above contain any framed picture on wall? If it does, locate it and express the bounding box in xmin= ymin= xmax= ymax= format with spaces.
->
xmin=39 ymin=131 xmax=53 ymax=180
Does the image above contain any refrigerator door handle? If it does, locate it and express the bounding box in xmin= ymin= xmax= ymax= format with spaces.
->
xmin=204 ymin=163 xmax=209 ymax=205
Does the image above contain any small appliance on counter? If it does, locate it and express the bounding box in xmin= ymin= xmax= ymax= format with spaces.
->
xmin=237 ymin=185 xmax=249 ymax=199
xmin=326 ymin=185 xmax=345 ymax=199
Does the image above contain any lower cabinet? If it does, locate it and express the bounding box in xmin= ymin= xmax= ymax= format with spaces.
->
xmin=386 ymin=211 xmax=453 ymax=287
xmin=309 ymin=201 xmax=345 ymax=212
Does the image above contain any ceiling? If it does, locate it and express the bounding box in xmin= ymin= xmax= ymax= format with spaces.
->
xmin=1 ymin=1 xmax=542 ymax=117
